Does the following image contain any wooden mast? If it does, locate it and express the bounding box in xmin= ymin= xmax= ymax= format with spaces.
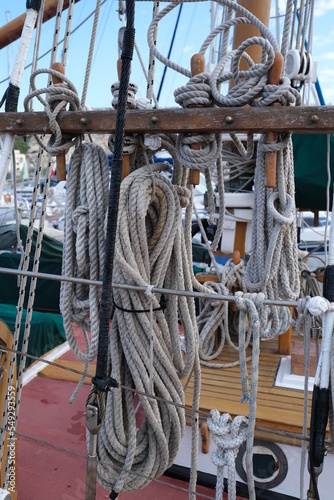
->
xmin=232 ymin=0 xmax=271 ymax=70
xmin=0 ymin=0 xmax=81 ymax=51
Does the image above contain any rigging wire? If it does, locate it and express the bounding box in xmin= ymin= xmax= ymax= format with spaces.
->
xmin=0 ymin=0 xmax=110 ymax=87
xmin=156 ymin=3 xmax=183 ymax=103
xmin=0 ymin=341 xmax=327 ymax=451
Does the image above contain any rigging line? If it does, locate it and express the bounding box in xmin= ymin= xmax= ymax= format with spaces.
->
xmin=1 ymin=344 xmax=210 ymax=419
xmin=156 ymin=3 xmax=183 ymax=103
xmin=0 ymin=0 xmax=109 ymax=87
xmin=88 ymin=0 xmax=114 ymax=79
xmin=0 ymin=267 xmax=301 ymax=307
xmin=0 ymin=341 xmax=323 ymax=446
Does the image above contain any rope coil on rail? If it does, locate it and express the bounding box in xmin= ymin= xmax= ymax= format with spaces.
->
xmin=24 ymin=67 xmax=81 ymax=155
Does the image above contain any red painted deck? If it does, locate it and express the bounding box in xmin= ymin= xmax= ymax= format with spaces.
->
xmin=17 ymin=376 xmax=224 ymax=499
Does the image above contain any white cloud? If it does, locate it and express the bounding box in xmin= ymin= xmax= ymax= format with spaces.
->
xmin=314 ymin=0 xmax=334 ymax=16
xmin=316 ymin=51 xmax=334 ymax=62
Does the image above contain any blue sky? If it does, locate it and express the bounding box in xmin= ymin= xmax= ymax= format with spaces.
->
xmin=0 ymin=0 xmax=333 ymax=111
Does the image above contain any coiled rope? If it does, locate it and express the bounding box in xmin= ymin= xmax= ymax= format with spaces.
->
xmin=244 ymin=134 xmax=300 ymax=337
xmin=60 ymin=142 xmax=109 ymax=402
xmin=96 ymin=165 xmax=200 ymax=497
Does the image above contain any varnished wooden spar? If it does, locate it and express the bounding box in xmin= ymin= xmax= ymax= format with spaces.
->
xmin=1 ymin=105 xmax=334 ymax=135
xmin=0 ymin=0 xmax=81 ymax=50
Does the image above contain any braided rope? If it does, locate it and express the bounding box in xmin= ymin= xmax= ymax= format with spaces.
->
xmin=244 ymin=134 xmax=300 ymax=337
xmin=207 ymin=411 xmax=248 ymax=500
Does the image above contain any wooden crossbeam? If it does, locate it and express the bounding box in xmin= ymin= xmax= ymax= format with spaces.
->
xmin=1 ymin=106 xmax=333 ymax=136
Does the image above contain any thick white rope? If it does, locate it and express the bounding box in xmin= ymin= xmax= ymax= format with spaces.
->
xmin=60 ymin=142 xmax=109 ymax=402
xmin=96 ymin=165 xmax=200 ymax=498
xmin=207 ymin=411 xmax=248 ymax=500
xmin=244 ymin=135 xmax=300 ymax=337
xmin=147 ymin=0 xmax=278 ymax=79
xmin=234 ymin=291 xmax=264 ymax=500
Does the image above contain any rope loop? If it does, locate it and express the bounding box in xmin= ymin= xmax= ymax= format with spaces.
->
xmin=267 ymin=192 xmax=295 ymax=225
xmin=24 ymin=67 xmax=81 ymax=155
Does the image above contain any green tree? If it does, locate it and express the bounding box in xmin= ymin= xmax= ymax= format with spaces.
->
xmin=14 ymin=136 xmax=30 ymax=155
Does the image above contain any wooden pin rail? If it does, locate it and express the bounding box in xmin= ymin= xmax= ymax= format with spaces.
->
xmin=1 ymin=106 xmax=334 ymax=136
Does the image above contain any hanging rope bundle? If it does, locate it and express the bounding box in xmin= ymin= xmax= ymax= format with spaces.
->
xmin=96 ymin=165 xmax=200 ymax=496
xmin=244 ymin=133 xmax=300 ymax=337
xmin=207 ymin=410 xmax=248 ymax=500
xmin=60 ymin=142 xmax=109 ymax=400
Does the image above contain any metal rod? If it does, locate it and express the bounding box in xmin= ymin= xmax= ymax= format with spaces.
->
xmin=0 ymin=266 xmax=300 ymax=307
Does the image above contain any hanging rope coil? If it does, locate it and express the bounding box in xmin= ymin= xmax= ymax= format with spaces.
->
xmin=147 ymin=0 xmax=278 ymax=79
xmin=207 ymin=410 xmax=248 ymax=500
xmin=60 ymin=142 xmax=109 ymax=401
xmin=197 ymin=281 xmax=243 ymax=368
xmin=24 ymin=67 xmax=81 ymax=155
xmin=210 ymin=38 xmax=274 ymax=107
xmin=96 ymin=165 xmax=200 ymax=495
xmin=244 ymin=134 xmax=300 ymax=337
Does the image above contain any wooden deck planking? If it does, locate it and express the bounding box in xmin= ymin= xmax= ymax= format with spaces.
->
xmin=184 ymin=337 xmax=311 ymax=442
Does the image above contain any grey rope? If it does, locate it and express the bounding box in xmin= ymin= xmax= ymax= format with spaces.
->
xmin=96 ymin=165 xmax=200 ymax=497
xmin=60 ymin=142 xmax=109 ymax=403
xmin=244 ymin=134 xmax=300 ymax=337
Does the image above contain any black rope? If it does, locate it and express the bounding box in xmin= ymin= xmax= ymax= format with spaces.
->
xmin=92 ymin=0 xmax=135 ymax=393
xmin=27 ymin=0 xmax=42 ymax=10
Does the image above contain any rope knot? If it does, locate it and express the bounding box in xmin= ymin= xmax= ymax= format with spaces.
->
xmin=145 ymin=284 xmax=154 ymax=301
xmin=24 ymin=67 xmax=81 ymax=156
xmin=72 ymin=206 xmax=89 ymax=230
xmin=307 ymin=296 xmax=330 ymax=316
xmin=207 ymin=410 xmax=248 ymax=490
xmin=175 ymin=185 xmax=191 ymax=208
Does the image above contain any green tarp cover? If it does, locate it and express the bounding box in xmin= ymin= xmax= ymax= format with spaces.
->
xmin=0 ymin=224 xmax=63 ymax=312
xmin=0 ymin=303 xmax=66 ymax=369
xmin=293 ymin=133 xmax=334 ymax=210
xmin=0 ymin=253 xmax=61 ymax=313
